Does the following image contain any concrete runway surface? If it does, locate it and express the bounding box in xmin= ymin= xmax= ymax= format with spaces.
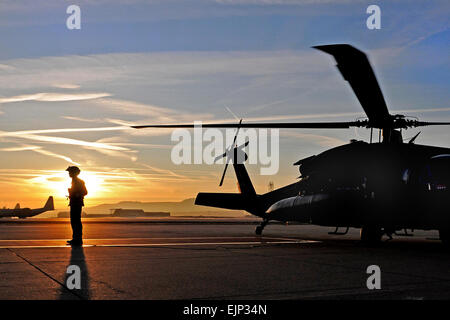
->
xmin=0 ymin=218 xmax=449 ymax=300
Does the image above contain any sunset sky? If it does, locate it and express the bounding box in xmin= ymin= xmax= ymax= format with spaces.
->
xmin=0 ymin=0 xmax=449 ymax=210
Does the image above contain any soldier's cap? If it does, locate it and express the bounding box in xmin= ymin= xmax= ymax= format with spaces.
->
xmin=66 ymin=166 xmax=81 ymax=174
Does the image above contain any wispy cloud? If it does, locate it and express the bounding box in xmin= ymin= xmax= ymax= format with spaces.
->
xmin=214 ymin=0 xmax=363 ymax=4
xmin=0 ymin=64 xmax=15 ymax=71
xmin=0 ymin=126 xmax=130 ymax=136
xmin=282 ymin=131 xmax=346 ymax=147
xmin=0 ymin=145 xmax=40 ymax=152
xmin=0 ymin=144 xmax=79 ymax=165
xmin=0 ymin=92 xmax=111 ymax=104
xmin=31 ymin=147 xmax=80 ymax=165
xmin=0 ymin=130 xmax=129 ymax=151
xmin=93 ymin=98 xmax=178 ymax=119
xmin=52 ymin=83 xmax=81 ymax=89
xmin=62 ymin=116 xmax=106 ymax=123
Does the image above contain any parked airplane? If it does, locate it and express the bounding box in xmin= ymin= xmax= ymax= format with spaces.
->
xmin=0 ymin=196 xmax=54 ymax=219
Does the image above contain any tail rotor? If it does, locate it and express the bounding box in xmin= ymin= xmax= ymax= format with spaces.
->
xmin=214 ymin=119 xmax=249 ymax=186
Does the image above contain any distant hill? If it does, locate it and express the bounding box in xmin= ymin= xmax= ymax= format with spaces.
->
xmin=84 ymin=198 xmax=248 ymax=217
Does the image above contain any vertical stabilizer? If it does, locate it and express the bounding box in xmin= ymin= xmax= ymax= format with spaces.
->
xmin=44 ymin=196 xmax=54 ymax=211
xmin=232 ymin=163 xmax=256 ymax=197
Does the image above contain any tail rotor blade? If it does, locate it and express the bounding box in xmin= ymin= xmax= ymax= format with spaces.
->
xmin=232 ymin=119 xmax=243 ymax=147
xmin=219 ymin=163 xmax=229 ymax=186
xmin=214 ymin=151 xmax=228 ymax=163
xmin=218 ymin=119 xmax=242 ymax=187
xmin=218 ymin=118 xmax=242 ymax=186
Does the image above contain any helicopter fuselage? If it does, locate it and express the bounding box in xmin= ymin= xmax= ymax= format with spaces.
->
xmin=267 ymin=141 xmax=450 ymax=231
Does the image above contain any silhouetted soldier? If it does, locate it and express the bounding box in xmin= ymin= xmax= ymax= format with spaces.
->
xmin=66 ymin=166 xmax=88 ymax=246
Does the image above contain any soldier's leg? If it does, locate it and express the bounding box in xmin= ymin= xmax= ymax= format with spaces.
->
xmin=70 ymin=206 xmax=76 ymax=240
xmin=70 ymin=204 xmax=83 ymax=241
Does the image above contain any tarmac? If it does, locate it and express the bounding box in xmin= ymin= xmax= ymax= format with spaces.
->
xmin=0 ymin=217 xmax=449 ymax=300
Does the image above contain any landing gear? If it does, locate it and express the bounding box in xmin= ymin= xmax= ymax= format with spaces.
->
xmin=255 ymin=219 xmax=269 ymax=236
xmin=360 ymin=226 xmax=383 ymax=244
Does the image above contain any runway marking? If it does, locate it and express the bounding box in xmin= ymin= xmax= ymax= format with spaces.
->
xmin=0 ymin=237 xmax=320 ymax=249
xmin=0 ymin=236 xmax=297 ymax=242
xmin=95 ymin=240 xmax=319 ymax=247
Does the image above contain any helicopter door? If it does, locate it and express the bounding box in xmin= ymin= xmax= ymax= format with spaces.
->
xmin=422 ymin=155 xmax=450 ymax=192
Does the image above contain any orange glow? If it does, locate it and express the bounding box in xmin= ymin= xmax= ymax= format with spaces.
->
xmin=0 ymin=166 xmax=278 ymax=211
xmin=78 ymin=172 xmax=104 ymax=199
xmin=29 ymin=171 xmax=105 ymax=202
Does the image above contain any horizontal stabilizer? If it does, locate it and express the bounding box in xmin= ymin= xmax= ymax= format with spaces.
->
xmin=195 ymin=193 xmax=250 ymax=211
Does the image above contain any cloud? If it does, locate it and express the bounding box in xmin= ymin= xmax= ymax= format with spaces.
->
xmin=62 ymin=116 xmax=106 ymax=123
xmin=214 ymin=0 xmax=363 ymax=4
xmin=0 ymin=64 xmax=15 ymax=71
xmin=0 ymin=131 xmax=129 ymax=151
xmin=0 ymin=51 xmax=327 ymax=90
xmin=52 ymin=83 xmax=81 ymax=89
xmin=282 ymin=131 xmax=346 ymax=147
xmin=0 ymin=92 xmax=111 ymax=104
xmin=141 ymin=163 xmax=186 ymax=179
xmin=0 ymin=126 xmax=130 ymax=136
xmin=93 ymin=98 xmax=178 ymax=118
xmin=31 ymin=148 xmax=80 ymax=165
xmin=0 ymin=144 xmax=79 ymax=165
xmin=0 ymin=145 xmax=40 ymax=152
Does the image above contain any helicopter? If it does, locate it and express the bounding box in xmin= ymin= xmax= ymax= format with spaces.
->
xmin=133 ymin=44 xmax=450 ymax=245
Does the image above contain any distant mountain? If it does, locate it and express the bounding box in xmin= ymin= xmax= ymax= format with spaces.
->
xmin=84 ymin=198 xmax=247 ymax=217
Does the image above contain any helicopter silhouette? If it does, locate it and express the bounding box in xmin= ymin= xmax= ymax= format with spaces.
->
xmin=133 ymin=44 xmax=450 ymax=245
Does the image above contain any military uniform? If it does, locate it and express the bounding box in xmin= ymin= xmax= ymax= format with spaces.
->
xmin=68 ymin=177 xmax=88 ymax=243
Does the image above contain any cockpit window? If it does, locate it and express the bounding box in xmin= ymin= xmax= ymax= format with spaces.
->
xmin=402 ymin=169 xmax=410 ymax=184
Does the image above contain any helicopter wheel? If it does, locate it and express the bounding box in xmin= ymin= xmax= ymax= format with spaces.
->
xmin=439 ymin=229 xmax=450 ymax=247
xmin=255 ymin=219 xmax=269 ymax=236
xmin=360 ymin=226 xmax=382 ymax=244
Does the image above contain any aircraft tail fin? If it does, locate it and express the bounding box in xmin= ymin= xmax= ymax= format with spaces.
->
xmin=195 ymin=162 xmax=267 ymax=217
xmin=44 ymin=196 xmax=54 ymax=211
xmin=232 ymin=163 xmax=256 ymax=197
xmin=14 ymin=203 xmax=20 ymax=209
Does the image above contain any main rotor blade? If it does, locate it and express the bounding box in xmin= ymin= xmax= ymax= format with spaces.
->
xmin=414 ymin=121 xmax=450 ymax=127
xmin=313 ymin=44 xmax=391 ymax=128
xmin=132 ymin=121 xmax=364 ymax=129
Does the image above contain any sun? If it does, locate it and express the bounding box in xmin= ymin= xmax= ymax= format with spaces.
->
xmin=77 ymin=171 xmax=103 ymax=198
xmin=30 ymin=170 xmax=105 ymax=202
